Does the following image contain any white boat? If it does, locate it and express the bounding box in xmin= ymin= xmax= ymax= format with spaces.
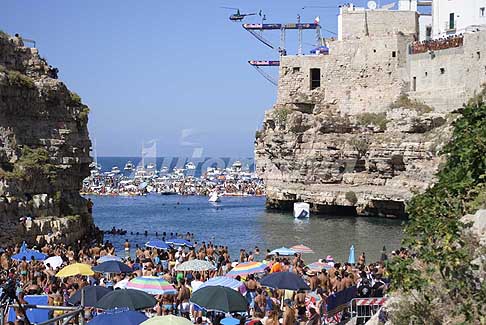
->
xmin=160 ymin=166 xmax=169 ymax=174
xmin=146 ymin=163 xmax=156 ymax=171
xmin=185 ymin=162 xmax=196 ymax=170
xmin=208 ymin=191 xmax=221 ymax=203
xmin=111 ymin=166 xmax=121 ymax=174
xmin=124 ymin=161 xmax=134 ymax=171
xmin=294 ymin=202 xmax=310 ymax=218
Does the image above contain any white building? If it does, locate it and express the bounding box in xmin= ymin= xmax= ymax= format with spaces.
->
xmin=432 ymin=0 xmax=486 ymax=38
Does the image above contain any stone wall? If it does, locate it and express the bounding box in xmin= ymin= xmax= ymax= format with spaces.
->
xmin=255 ymin=15 xmax=486 ymax=217
xmin=0 ymin=33 xmax=97 ymax=245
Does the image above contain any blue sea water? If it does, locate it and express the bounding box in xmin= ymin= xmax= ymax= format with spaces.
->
xmin=89 ymin=194 xmax=404 ymax=263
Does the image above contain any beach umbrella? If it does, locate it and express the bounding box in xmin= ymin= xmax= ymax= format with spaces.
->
xmin=348 ymin=245 xmax=356 ymax=265
xmin=89 ymin=308 xmax=148 ymax=325
xmin=306 ymin=262 xmax=332 ymax=272
xmin=43 ymin=256 xmax=63 ymax=269
xmin=141 ymin=315 xmax=193 ymax=325
xmin=290 ymin=244 xmax=314 ymax=254
xmin=221 ymin=318 xmax=240 ymax=325
xmin=145 ymin=240 xmax=170 ymax=250
xmin=12 ymin=242 xmax=47 ymax=261
xmin=190 ymin=286 xmax=247 ymax=313
xmin=260 ymin=272 xmax=310 ymax=291
xmin=68 ymin=285 xmax=112 ymax=307
xmin=166 ymin=238 xmax=193 ymax=247
xmin=56 ymin=263 xmax=94 ymax=277
xmin=269 ymin=247 xmax=296 ymax=256
xmin=226 ymin=262 xmax=267 ymax=278
xmin=97 ymin=255 xmax=123 ymax=263
xmin=138 ymin=182 xmax=148 ymax=190
xmin=127 ymin=276 xmax=177 ymax=295
xmin=96 ymin=289 xmax=157 ymax=310
xmin=93 ymin=260 xmax=133 ymax=274
xmin=197 ymin=276 xmax=244 ymax=292
xmin=175 ymin=259 xmax=215 ymax=272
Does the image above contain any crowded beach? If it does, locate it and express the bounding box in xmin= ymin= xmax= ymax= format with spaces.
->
xmin=0 ymin=232 xmax=396 ymax=325
xmin=81 ymin=161 xmax=265 ymax=198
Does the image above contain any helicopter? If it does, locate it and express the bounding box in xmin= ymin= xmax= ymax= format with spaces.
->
xmin=221 ymin=7 xmax=260 ymax=21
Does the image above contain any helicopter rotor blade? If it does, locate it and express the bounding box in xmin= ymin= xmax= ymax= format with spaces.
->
xmin=220 ymin=6 xmax=239 ymax=10
xmin=244 ymin=13 xmax=257 ymax=16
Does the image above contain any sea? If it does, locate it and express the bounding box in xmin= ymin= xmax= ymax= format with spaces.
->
xmin=89 ymin=157 xmax=405 ymax=263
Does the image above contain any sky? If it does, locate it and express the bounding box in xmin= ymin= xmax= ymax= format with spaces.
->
xmin=2 ymin=0 xmax=349 ymax=157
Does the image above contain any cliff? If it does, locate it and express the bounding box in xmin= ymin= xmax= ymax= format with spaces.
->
xmin=255 ymin=11 xmax=486 ymax=218
xmin=0 ymin=32 xmax=96 ymax=245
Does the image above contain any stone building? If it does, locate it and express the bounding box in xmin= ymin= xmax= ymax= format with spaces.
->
xmin=255 ymin=2 xmax=486 ymax=217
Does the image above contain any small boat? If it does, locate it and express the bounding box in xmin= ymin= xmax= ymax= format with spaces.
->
xmin=146 ymin=163 xmax=157 ymax=171
xmin=160 ymin=166 xmax=169 ymax=174
xmin=111 ymin=166 xmax=121 ymax=174
xmin=294 ymin=202 xmax=310 ymax=218
xmin=208 ymin=191 xmax=221 ymax=203
xmin=124 ymin=161 xmax=134 ymax=171
xmin=185 ymin=162 xmax=196 ymax=170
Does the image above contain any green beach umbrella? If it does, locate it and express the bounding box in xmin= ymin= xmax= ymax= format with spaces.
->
xmin=190 ymin=285 xmax=247 ymax=313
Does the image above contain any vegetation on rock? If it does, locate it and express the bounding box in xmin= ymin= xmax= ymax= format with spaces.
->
xmin=273 ymin=107 xmax=291 ymax=125
xmin=70 ymin=91 xmax=82 ymax=105
xmin=390 ymin=94 xmax=433 ymax=114
xmin=345 ymin=191 xmax=358 ymax=205
xmin=79 ymin=106 xmax=90 ymax=121
xmin=0 ymin=147 xmax=57 ymax=183
xmin=389 ymin=88 xmax=486 ymax=324
xmin=7 ymin=70 xmax=35 ymax=89
xmin=356 ymin=112 xmax=388 ymax=131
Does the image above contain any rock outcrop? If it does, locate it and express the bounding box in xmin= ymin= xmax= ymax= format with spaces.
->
xmin=0 ymin=32 xmax=96 ymax=245
xmin=255 ymin=12 xmax=486 ymax=218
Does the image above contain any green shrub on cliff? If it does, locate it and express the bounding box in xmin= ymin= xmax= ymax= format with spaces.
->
xmin=345 ymin=191 xmax=358 ymax=205
xmin=356 ymin=112 xmax=388 ymax=131
xmin=79 ymin=106 xmax=90 ymax=121
xmin=70 ymin=91 xmax=82 ymax=105
xmin=1 ymin=147 xmax=57 ymax=182
xmin=273 ymin=107 xmax=290 ymax=125
xmin=7 ymin=70 xmax=35 ymax=89
xmin=388 ymin=89 xmax=486 ymax=323
xmin=390 ymin=94 xmax=433 ymax=114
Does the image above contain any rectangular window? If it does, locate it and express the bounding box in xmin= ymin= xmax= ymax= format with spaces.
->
xmin=392 ymin=51 xmax=396 ymax=58
xmin=480 ymin=7 xmax=485 ymax=17
xmin=310 ymin=68 xmax=321 ymax=90
xmin=412 ymin=77 xmax=417 ymax=91
xmin=478 ymin=51 xmax=481 ymax=59
xmin=440 ymin=68 xmax=445 ymax=74
xmin=449 ymin=13 xmax=455 ymax=30
xmin=426 ymin=26 xmax=432 ymax=41
xmin=292 ymin=67 xmax=300 ymax=73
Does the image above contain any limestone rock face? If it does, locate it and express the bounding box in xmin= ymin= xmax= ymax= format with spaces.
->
xmin=0 ymin=33 xmax=96 ymax=245
xmin=255 ymin=32 xmax=462 ymax=217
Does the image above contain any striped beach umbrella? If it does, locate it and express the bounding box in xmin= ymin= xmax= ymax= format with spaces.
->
xmin=197 ymin=276 xmax=244 ymax=292
xmin=290 ymin=244 xmax=314 ymax=254
xmin=175 ymin=259 xmax=215 ymax=272
xmin=306 ymin=261 xmax=332 ymax=272
xmin=127 ymin=276 xmax=177 ymax=295
xmin=226 ymin=262 xmax=267 ymax=278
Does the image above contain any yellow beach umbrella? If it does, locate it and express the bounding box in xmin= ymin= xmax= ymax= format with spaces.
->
xmin=141 ymin=315 xmax=193 ymax=325
xmin=56 ymin=263 xmax=94 ymax=277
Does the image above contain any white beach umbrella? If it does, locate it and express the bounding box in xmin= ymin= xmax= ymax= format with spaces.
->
xmin=44 ymin=256 xmax=63 ymax=269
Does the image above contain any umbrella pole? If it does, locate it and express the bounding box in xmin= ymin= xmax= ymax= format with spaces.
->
xmin=80 ymin=287 xmax=85 ymax=325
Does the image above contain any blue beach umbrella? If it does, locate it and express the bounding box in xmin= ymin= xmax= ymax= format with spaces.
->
xmin=348 ymin=245 xmax=356 ymax=265
xmin=89 ymin=308 xmax=147 ymax=325
xmin=166 ymin=239 xmax=193 ymax=247
xmin=12 ymin=242 xmax=47 ymax=261
xmin=97 ymin=255 xmax=123 ymax=263
xmin=260 ymin=272 xmax=310 ymax=291
xmin=269 ymin=247 xmax=296 ymax=256
xmin=221 ymin=318 xmax=240 ymax=325
xmin=145 ymin=240 xmax=170 ymax=250
xmin=93 ymin=261 xmax=133 ymax=274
